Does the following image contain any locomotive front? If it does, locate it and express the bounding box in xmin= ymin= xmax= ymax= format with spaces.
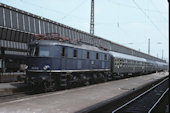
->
xmin=26 ymin=40 xmax=57 ymax=91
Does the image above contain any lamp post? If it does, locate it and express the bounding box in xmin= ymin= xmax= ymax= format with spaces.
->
xmin=148 ymin=38 xmax=150 ymax=55
xmin=162 ymin=49 xmax=164 ymax=60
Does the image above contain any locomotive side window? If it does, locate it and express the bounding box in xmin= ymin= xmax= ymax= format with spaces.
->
xmin=73 ymin=49 xmax=77 ymax=58
xmin=87 ymin=51 xmax=90 ymax=59
xmin=39 ymin=46 xmax=50 ymax=57
xmin=104 ymin=54 xmax=107 ymax=60
xmin=62 ymin=47 xmax=65 ymax=57
xmin=96 ymin=53 xmax=99 ymax=59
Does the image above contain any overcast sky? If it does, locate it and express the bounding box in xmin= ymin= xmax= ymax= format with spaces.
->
xmin=1 ymin=0 xmax=169 ymax=62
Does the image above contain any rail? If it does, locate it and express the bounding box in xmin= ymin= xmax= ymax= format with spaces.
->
xmin=148 ymin=88 xmax=169 ymax=113
xmin=112 ymin=77 xmax=169 ymax=113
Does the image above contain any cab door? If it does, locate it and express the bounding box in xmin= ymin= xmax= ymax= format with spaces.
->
xmin=61 ymin=46 xmax=67 ymax=70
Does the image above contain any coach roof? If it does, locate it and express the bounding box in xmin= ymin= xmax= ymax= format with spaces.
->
xmin=109 ymin=51 xmax=147 ymax=62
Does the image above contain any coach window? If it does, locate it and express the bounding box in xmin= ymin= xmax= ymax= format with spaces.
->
xmin=122 ymin=59 xmax=124 ymax=67
xmin=124 ymin=60 xmax=127 ymax=67
xmin=117 ymin=59 xmax=120 ymax=67
xmin=104 ymin=54 xmax=107 ymax=60
xmin=73 ymin=49 xmax=77 ymax=58
xmin=130 ymin=61 xmax=132 ymax=67
xmin=127 ymin=60 xmax=130 ymax=67
xmin=87 ymin=51 xmax=90 ymax=59
xmin=115 ymin=59 xmax=117 ymax=64
xmin=124 ymin=59 xmax=126 ymax=67
xmin=96 ymin=53 xmax=99 ymax=59
xmin=120 ymin=59 xmax=122 ymax=67
xmin=62 ymin=47 xmax=65 ymax=57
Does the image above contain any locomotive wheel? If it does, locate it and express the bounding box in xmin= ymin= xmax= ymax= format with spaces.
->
xmin=80 ymin=74 xmax=90 ymax=86
xmin=73 ymin=75 xmax=79 ymax=87
xmin=43 ymin=81 xmax=50 ymax=92
xmin=107 ymin=73 xmax=112 ymax=81
xmin=68 ymin=75 xmax=79 ymax=88
xmin=43 ymin=81 xmax=56 ymax=92
xmin=103 ymin=74 xmax=108 ymax=82
xmin=50 ymin=81 xmax=57 ymax=91
xmin=84 ymin=76 xmax=90 ymax=86
xmin=92 ymin=73 xmax=98 ymax=83
xmin=98 ymin=73 xmax=104 ymax=82
xmin=85 ymin=75 xmax=90 ymax=86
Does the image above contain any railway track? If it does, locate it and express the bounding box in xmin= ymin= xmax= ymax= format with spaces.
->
xmin=112 ymin=77 xmax=169 ymax=113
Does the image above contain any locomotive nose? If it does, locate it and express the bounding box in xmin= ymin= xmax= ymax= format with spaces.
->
xmin=27 ymin=57 xmax=52 ymax=70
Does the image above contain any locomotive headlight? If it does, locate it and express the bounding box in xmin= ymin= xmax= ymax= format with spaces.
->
xmin=41 ymin=76 xmax=47 ymax=80
xmin=43 ymin=65 xmax=50 ymax=70
xmin=25 ymin=65 xmax=28 ymax=70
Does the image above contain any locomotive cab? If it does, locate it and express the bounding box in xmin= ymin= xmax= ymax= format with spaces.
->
xmin=26 ymin=40 xmax=58 ymax=91
xmin=28 ymin=41 xmax=54 ymax=70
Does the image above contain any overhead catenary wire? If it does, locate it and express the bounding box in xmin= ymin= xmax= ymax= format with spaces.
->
xmin=59 ymin=0 xmax=87 ymax=20
xmin=7 ymin=0 xmax=168 ymax=30
xmin=7 ymin=0 xmax=89 ymax=22
xmin=106 ymin=0 xmax=168 ymax=14
xmin=132 ymin=0 xmax=167 ymax=40
xmin=150 ymin=0 xmax=168 ymax=21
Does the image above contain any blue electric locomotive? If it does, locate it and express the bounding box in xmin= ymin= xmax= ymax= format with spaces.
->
xmin=26 ymin=39 xmax=111 ymax=91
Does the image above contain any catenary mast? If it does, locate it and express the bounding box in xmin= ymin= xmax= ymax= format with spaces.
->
xmin=90 ymin=0 xmax=94 ymax=35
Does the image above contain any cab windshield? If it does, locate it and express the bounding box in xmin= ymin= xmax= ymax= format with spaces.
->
xmin=30 ymin=45 xmax=50 ymax=57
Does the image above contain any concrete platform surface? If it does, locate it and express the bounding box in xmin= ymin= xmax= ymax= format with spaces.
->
xmin=0 ymin=72 xmax=168 ymax=113
xmin=0 ymin=72 xmax=25 ymax=83
xmin=0 ymin=82 xmax=25 ymax=96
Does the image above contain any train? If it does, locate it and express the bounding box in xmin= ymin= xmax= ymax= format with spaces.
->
xmin=25 ymin=36 xmax=168 ymax=91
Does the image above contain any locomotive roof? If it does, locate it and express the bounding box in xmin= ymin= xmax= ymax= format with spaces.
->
xmin=31 ymin=40 xmax=109 ymax=53
xmin=109 ymin=51 xmax=147 ymax=62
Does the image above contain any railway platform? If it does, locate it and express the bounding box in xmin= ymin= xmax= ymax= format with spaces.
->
xmin=0 ymin=82 xmax=25 ymax=96
xmin=0 ymin=72 xmax=168 ymax=113
xmin=0 ymin=72 xmax=25 ymax=83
